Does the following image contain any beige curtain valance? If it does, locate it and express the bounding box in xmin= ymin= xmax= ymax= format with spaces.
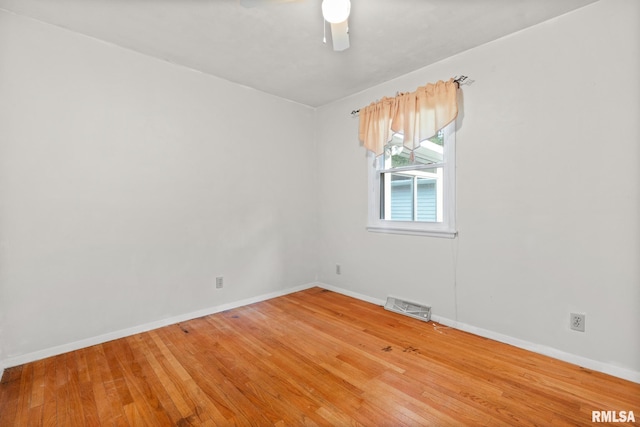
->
xmin=358 ymin=78 xmax=458 ymax=155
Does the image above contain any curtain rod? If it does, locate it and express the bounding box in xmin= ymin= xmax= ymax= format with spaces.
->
xmin=350 ymin=75 xmax=472 ymax=117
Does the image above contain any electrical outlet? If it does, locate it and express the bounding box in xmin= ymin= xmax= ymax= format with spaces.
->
xmin=570 ymin=313 xmax=585 ymax=332
xmin=216 ymin=276 xmax=224 ymax=289
xmin=336 ymin=264 xmax=341 ymax=275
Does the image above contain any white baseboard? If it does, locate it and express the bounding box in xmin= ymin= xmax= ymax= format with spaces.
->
xmin=319 ymin=283 xmax=387 ymax=306
xmin=316 ymin=283 xmax=640 ymax=384
xmin=429 ymin=315 xmax=640 ymax=384
xmin=1 ymin=282 xmax=318 ymax=370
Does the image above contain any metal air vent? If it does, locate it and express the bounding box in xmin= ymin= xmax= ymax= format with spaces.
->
xmin=384 ymin=297 xmax=431 ymax=322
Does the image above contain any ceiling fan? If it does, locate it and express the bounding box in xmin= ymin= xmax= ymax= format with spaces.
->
xmin=238 ymin=0 xmax=351 ymax=51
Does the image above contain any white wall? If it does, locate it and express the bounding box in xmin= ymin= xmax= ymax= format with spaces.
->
xmin=316 ymin=0 xmax=640 ymax=378
xmin=0 ymin=10 xmax=318 ymax=362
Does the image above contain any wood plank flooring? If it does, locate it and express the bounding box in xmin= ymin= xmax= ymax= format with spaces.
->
xmin=1 ymin=287 xmax=639 ymax=426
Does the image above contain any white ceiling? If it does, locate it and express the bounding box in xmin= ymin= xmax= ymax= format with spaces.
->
xmin=0 ymin=0 xmax=598 ymax=107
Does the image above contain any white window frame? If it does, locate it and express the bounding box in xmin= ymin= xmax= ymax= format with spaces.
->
xmin=367 ymin=121 xmax=457 ymax=238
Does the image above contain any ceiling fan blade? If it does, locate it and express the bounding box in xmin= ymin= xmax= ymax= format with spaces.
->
xmin=330 ymin=20 xmax=350 ymax=51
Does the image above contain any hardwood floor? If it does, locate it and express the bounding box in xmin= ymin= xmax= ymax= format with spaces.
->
xmin=1 ymin=287 xmax=639 ymax=426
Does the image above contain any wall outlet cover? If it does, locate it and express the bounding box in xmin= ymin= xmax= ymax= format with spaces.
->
xmin=570 ymin=313 xmax=585 ymax=332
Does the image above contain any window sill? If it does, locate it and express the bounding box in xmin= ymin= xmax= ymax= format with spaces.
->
xmin=366 ymin=225 xmax=457 ymax=238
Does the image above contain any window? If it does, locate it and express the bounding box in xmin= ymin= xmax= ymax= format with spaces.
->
xmin=367 ymin=121 xmax=456 ymax=237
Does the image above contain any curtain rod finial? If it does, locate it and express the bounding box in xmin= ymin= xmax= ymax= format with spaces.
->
xmin=453 ymin=75 xmax=474 ymax=87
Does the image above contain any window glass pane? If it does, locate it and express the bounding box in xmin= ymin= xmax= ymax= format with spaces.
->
xmin=381 ymin=168 xmax=443 ymax=223
xmin=369 ymin=123 xmax=454 ymax=235
xmin=382 ymin=174 xmax=414 ymax=221
xmin=384 ymin=132 xmax=444 ymax=168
